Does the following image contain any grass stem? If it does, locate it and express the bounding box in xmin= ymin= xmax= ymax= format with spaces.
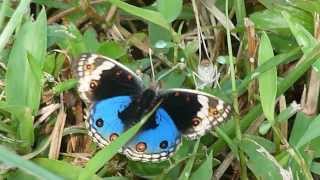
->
xmin=225 ymin=0 xmax=247 ymax=179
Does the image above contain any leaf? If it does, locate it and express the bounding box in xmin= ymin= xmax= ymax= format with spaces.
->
xmin=97 ymin=41 xmax=126 ymax=59
xmin=5 ymin=9 xmax=47 ymax=114
xmin=83 ymin=27 xmax=100 ymax=52
xmin=158 ymin=70 xmax=186 ymax=89
xmin=148 ymin=23 xmax=172 ymax=49
xmin=52 ymin=79 xmax=78 ymax=94
xmin=282 ymin=11 xmax=320 ymax=71
xmin=0 ymin=102 xmax=34 ymax=151
xmin=107 ymin=0 xmax=172 ymax=32
xmin=0 ymin=146 xmax=63 ymax=180
xmin=295 ymin=115 xmax=320 ymax=149
xmin=43 ymin=53 xmax=65 ymax=77
xmin=190 ymin=151 xmax=213 ymax=180
xmin=289 ymin=112 xmax=313 ymax=147
xmin=0 ymin=0 xmax=31 ymax=53
xmin=237 ymin=48 xmax=301 ymax=96
xmin=311 ymin=162 xmax=320 ymax=175
xmin=282 ymin=11 xmax=316 ymax=52
xmin=239 ymin=137 xmax=292 ymax=180
xmin=33 ymin=158 xmax=101 ymax=180
xmin=58 ymin=24 xmax=87 ymax=57
xmin=178 ymin=140 xmax=200 ymax=180
xmin=157 ymin=0 xmax=183 ymax=22
xmin=259 ymin=102 xmax=300 ymax=135
xmin=250 ymin=9 xmax=289 ymax=31
xmin=23 ymin=8 xmax=47 ymax=66
xmin=258 ymin=32 xmax=277 ymax=123
xmin=128 ymin=161 xmax=169 ymax=178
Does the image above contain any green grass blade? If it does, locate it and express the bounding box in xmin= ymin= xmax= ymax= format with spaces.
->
xmin=0 ymin=146 xmax=63 ymax=180
xmin=259 ymin=102 xmax=300 ymax=135
xmin=52 ymin=79 xmax=78 ymax=94
xmin=189 ymin=151 xmax=213 ymax=180
xmin=34 ymin=158 xmax=101 ymax=180
xmin=178 ymin=139 xmax=200 ymax=180
xmin=258 ymin=32 xmax=277 ymax=123
xmin=107 ymin=0 xmax=172 ymax=32
xmin=282 ymin=11 xmax=320 ymax=71
xmin=0 ymin=103 xmax=34 ymax=151
xmin=211 ymin=42 xmax=320 ymax=156
xmin=79 ymin=102 xmax=161 ymax=180
xmin=157 ymin=0 xmax=183 ymax=22
xmin=296 ymin=115 xmax=320 ymax=148
xmin=0 ymin=0 xmax=9 ymax=30
xmin=5 ymin=8 xmax=47 ymax=114
xmin=0 ymin=0 xmax=31 ymax=53
xmin=236 ymin=48 xmax=301 ymax=96
xmin=239 ymin=138 xmax=292 ymax=179
xmin=234 ymin=0 xmax=246 ymax=27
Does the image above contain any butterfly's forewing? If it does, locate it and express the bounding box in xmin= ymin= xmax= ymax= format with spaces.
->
xmin=159 ymin=89 xmax=232 ymax=139
xmin=73 ymin=53 xmax=144 ymax=103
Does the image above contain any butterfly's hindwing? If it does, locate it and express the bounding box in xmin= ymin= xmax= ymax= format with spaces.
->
xmin=87 ymin=94 xmax=182 ymax=162
xmin=159 ymin=89 xmax=232 ymax=139
xmin=74 ymin=53 xmax=143 ymax=103
xmin=123 ymin=108 xmax=181 ymax=162
xmin=87 ymin=96 xmax=132 ymax=147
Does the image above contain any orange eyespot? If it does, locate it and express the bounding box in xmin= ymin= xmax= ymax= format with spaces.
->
xmin=192 ymin=117 xmax=201 ymax=127
xmin=210 ymin=108 xmax=219 ymax=116
xmin=85 ymin=64 xmax=92 ymax=70
xmin=90 ymin=80 xmax=98 ymax=89
xmin=109 ymin=133 xmax=119 ymax=142
xmin=127 ymin=75 xmax=132 ymax=80
xmin=136 ymin=142 xmax=147 ymax=152
xmin=213 ymin=109 xmax=219 ymax=115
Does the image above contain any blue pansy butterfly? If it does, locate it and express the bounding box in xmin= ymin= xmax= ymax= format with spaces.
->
xmin=74 ymin=53 xmax=231 ymax=162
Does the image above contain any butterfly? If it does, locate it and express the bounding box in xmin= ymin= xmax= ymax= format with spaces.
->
xmin=74 ymin=53 xmax=232 ymax=162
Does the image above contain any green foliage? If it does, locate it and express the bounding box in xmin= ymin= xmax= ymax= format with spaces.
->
xmin=258 ymin=32 xmax=277 ymax=123
xmin=0 ymin=0 xmax=319 ymax=179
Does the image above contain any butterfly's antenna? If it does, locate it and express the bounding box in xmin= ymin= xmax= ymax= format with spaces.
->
xmin=148 ymin=48 xmax=156 ymax=83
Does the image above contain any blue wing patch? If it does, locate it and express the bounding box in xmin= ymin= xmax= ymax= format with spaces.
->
xmin=87 ymin=96 xmax=131 ymax=147
xmin=123 ymin=108 xmax=181 ymax=162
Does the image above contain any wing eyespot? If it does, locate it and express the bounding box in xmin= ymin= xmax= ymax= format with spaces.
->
xmin=116 ymin=71 xmax=122 ymax=76
xmin=85 ymin=64 xmax=93 ymax=70
xmin=192 ymin=117 xmax=201 ymax=127
xmin=109 ymin=133 xmax=119 ymax=142
xmin=95 ymin=118 xmax=104 ymax=127
xmin=209 ymin=108 xmax=219 ymax=116
xmin=136 ymin=142 xmax=147 ymax=152
xmin=89 ymin=80 xmax=99 ymax=89
xmin=159 ymin=140 xmax=168 ymax=149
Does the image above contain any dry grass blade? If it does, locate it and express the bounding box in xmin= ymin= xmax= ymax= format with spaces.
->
xmin=35 ymin=103 xmax=60 ymax=127
xmin=200 ymin=0 xmax=238 ymax=39
xmin=49 ymin=108 xmax=67 ymax=159
xmin=303 ymin=13 xmax=320 ymax=116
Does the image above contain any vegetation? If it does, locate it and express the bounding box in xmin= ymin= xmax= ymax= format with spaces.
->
xmin=0 ymin=0 xmax=319 ymax=179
